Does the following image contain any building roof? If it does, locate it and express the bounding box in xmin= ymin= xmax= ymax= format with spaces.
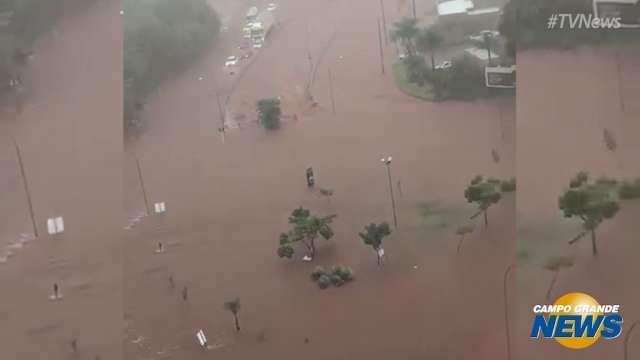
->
xmin=437 ymin=0 xmax=474 ymax=16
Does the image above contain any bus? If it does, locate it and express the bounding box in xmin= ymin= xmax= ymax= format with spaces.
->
xmin=246 ymin=7 xmax=258 ymax=23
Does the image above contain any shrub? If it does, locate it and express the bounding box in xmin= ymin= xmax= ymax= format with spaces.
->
xmin=317 ymin=274 xmax=331 ymax=289
xmin=330 ymin=274 xmax=344 ymax=287
xmin=311 ymin=266 xmax=327 ymax=281
xmin=332 ymin=265 xmax=354 ymax=282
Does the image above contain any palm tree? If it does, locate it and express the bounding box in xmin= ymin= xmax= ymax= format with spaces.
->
xmin=477 ymin=33 xmax=497 ymax=66
xmin=390 ymin=17 xmax=419 ymax=57
xmin=224 ymin=297 xmax=241 ymax=332
xmin=416 ymin=29 xmax=443 ymax=71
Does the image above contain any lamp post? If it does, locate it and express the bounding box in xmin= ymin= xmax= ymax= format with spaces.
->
xmin=380 ymin=156 xmax=398 ymax=228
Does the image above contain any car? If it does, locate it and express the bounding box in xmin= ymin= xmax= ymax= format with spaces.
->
xmin=224 ymin=56 xmax=238 ymax=67
xmin=434 ymin=61 xmax=452 ymax=70
xmin=468 ymin=30 xmax=500 ymax=42
xmin=398 ymin=52 xmax=407 ymax=60
xmin=267 ymin=3 xmax=277 ymax=11
xmin=252 ymin=42 xmax=263 ymax=49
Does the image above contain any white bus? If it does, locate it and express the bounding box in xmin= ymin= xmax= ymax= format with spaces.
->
xmin=593 ymin=0 xmax=640 ymax=28
xmin=246 ymin=7 xmax=258 ymax=22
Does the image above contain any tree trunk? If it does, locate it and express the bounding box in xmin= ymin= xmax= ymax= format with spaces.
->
xmin=377 ymin=252 xmax=381 ymax=266
xmin=545 ymin=271 xmax=559 ymax=302
xmin=487 ymin=48 xmax=492 ymax=66
xmin=430 ymin=53 xmax=435 ymax=71
xmin=234 ymin=314 xmax=240 ymax=332
xmin=457 ymin=235 xmax=464 ymax=254
xmin=310 ymin=239 xmax=316 ymax=259
xmin=483 ymin=210 xmax=488 ymax=227
xmin=591 ymin=229 xmax=597 ymax=256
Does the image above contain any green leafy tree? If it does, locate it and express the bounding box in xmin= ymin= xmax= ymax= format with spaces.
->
xmin=559 ymin=172 xmax=620 ymax=256
xmin=277 ymin=207 xmax=336 ymax=260
xmin=359 ymin=222 xmax=391 ymax=265
xmin=455 ymin=224 xmax=475 ymax=254
xmin=390 ymin=17 xmax=419 ymax=57
xmin=543 ymin=256 xmax=574 ymax=302
xmin=416 ymin=28 xmax=443 ymax=71
xmin=257 ymin=98 xmax=282 ymax=130
xmin=123 ymin=0 xmax=220 ymax=132
xmin=464 ymin=175 xmax=502 ymax=227
xmin=223 ymin=297 xmax=241 ymax=332
xmin=445 ymin=55 xmax=486 ymax=100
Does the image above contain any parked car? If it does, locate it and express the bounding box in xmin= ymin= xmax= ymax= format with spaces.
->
xmin=267 ymin=3 xmax=277 ymax=11
xmin=434 ymin=61 xmax=452 ymax=70
xmin=225 ymin=56 xmax=238 ymax=67
xmin=468 ymin=30 xmax=500 ymax=42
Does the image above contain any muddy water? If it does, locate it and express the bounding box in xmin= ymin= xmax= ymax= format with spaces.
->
xmin=0 ymin=1 xmax=122 ymax=359
xmin=124 ymin=0 xmax=514 ymax=359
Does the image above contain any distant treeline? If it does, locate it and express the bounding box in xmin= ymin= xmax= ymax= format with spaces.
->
xmin=499 ymin=0 xmax=639 ymax=54
xmin=0 ymin=0 xmax=98 ymax=101
xmin=124 ymin=0 xmax=220 ymax=134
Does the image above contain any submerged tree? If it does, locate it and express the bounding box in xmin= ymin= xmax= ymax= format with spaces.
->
xmin=464 ymin=176 xmax=502 ymax=227
xmin=257 ymin=98 xmax=282 ymax=130
xmin=455 ymin=224 xmax=475 ymax=254
xmin=277 ymin=207 xmax=336 ymax=260
xmin=359 ymin=222 xmax=391 ymax=265
xmin=223 ymin=297 xmax=241 ymax=332
xmin=559 ymin=172 xmax=620 ymax=256
xmin=543 ymin=256 xmax=574 ymax=302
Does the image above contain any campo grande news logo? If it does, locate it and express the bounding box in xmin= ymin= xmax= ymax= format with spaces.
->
xmin=530 ymin=292 xmax=623 ymax=349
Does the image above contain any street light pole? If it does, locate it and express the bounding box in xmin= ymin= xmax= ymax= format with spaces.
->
xmin=381 ymin=156 xmax=398 ymax=228
xmin=504 ymin=264 xmax=516 ymax=360
xmin=13 ymin=137 xmax=38 ymax=238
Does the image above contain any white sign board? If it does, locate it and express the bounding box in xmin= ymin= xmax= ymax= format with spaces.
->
xmin=47 ymin=216 xmax=64 ymax=235
xmin=196 ymin=329 xmax=207 ymax=347
xmin=154 ymin=202 xmax=166 ymax=214
xmin=485 ymin=65 xmax=516 ymax=88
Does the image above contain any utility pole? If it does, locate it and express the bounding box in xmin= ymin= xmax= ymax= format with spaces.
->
xmin=379 ymin=0 xmax=388 ymax=44
xmin=13 ymin=138 xmax=38 ymax=238
xmin=377 ymin=18 xmax=385 ymax=75
xmin=328 ymin=67 xmax=336 ymax=115
xmin=381 ymin=156 xmax=397 ymax=228
xmin=412 ymin=0 xmax=417 ymax=18
xmin=134 ymin=154 xmax=150 ymax=216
